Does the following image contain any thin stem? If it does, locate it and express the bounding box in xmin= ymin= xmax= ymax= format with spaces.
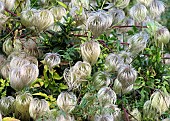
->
xmin=4 ymin=8 xmax=17 ymax=16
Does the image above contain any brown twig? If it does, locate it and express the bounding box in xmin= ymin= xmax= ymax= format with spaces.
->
xmin=4 ymin=8 xmax=17 ymax=16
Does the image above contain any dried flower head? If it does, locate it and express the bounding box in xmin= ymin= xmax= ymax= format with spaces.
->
xmin=29 ymin=98 xmax=50 ymax=120
xmin=56 ymin=114 xmax=75 ymax=121
xmin=0 ymin=61 xmax=10 ymax=79
xmin=150 ymin=91 xmax=170 ymax=115
xmin=94 ymin=114 xmax=114 ymax=121
xmin=163 ymin=53 xmax=170 ymax=65
xmin=86 ymin=11 xmax=112 ymax=38
xmin=0 ymin=96 xmax=15 ymax=116
xmin=130 ymin=108 xmax=141 ymax=121
xmin=0 ymin=54 xmax=6 ymax=69
xmin=15 ymin=92 xmax=33 ymax=120
xmin=50 ymin=6 xmax=66 ymax=20
xmin=119 ymin=18 xmax=135 ymax=32
xmin=92 ymin=71 xmax=111 ymax=89
xmin=127 ymin=32 xmax=149 ymax=56
xmin=57 ymin=92 xmax=77 ymax=113
xmin=80 ymin=41 xmax=101 ymax=65
xmin=119 ymin=51 xmax=132 ymax=64
xmin=44 ymin=52 xmax=61 ymax=69
xmin=33 ymin=9 xmax=54 ymax=31
xmin=105 ymin=53 xmax=122 ymax=72
xmin=1 ymin=0 xmax=15 ymax=10
xmin=109 ymin=8 xmax=125 ymax=25
xmin=129 ymin=3 xmax=148 ymax=23
xmin=143 ymin=100 xmax=158 ymax=120
xmin=137 ymin=0 xmax=153 ymax=6
xmin=97 ymin=87 xmax=117 ymax=106
xmin=70 ymin=0 xmax=89 ymax=10
xmin=156 ymin=26 xmax=170 ymax=46
xmin=10 ymin=57 xmax=30 ymax=69
xmin=149 ymin=0 xmax=165 ymax=18
xmin=70 ymin=6 xmax=87 ymax=26
xmin=113 ymin=0 xmax=130 ymax=9
xmin=117 ymin=64 xmax=137 ymax=88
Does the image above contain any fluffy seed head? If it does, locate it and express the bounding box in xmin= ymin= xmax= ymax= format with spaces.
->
xmin=149 ymin=0 xmax=165 ymax=18
xmin=1 ymin=0 xmax=15 ymax=10
xmin=44 ymin=52 xmax=61 ymax=69
xmin=137 ymin=0 xmax=153 ymax=6
xmin=97 ymin=87 xmax=117 ymax=106
xmin=117 ymin=64 xmax=137 ymax=88
xmin=50 ymin=6 xmax=66 ymax=20
xmin=0 ymin=96 xmax=15 ymax=116
xmin=94 ymin=114 xmax=114 ymax=121
xmin=163 ymin=53 xmax=170 ymax=65
xmin=29 ymin=98 xmax=50 ymax=120
xmin=0 ymin=1 xmax=4 ymax=12
xmin=130 ymin=108 xmax=141 ymax=121
xmin=57 ymin=92 xmax=77 ymax=113
xmin=55 ymin=114 xmax=75 ymax=121
xmin=129 ymin=3 xmax=148 ymax=23
xmin=80 ymin=41 xmax=101 ymax=65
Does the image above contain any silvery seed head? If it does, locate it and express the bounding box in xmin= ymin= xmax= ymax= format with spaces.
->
xmin=3 ymin=38 xmax=14 ymax=55
xmin=0 ymin=61 xmax=10 ymax=79
xmin=0 ymin=96 xmax=15 ymax=116
xmin=127 ymin=32 xmax=149 ymax=56
xmin=86 ymin=11 xmax=112 ymax=38
xmin=150 ymin=91 xmax=170 ymax=115
xmin=70 ymin=6 xmax=87 ymax=26
xmin=70 ymin=0 xmax=89 ymax=10
xmin=156 ymin=26 xmax=170 ymax=46
xmin=117 ymin=64 xmax=137 ymax=88
xmin=94 ymin=114 xmax=114 ymax=121
xmin=97 ymin=87 xmax=117 ymax=106
xmin=0 ymin=112 xmax=2 ymax=120
xmin=33 ymin=9 xmax=54 ymax=31
xmin=92 ymin=71 xmax=111 ymax=90
xmin=105 ymin=53 xmax=122 ymax=72
xmin=130 ymin=108 xmax=141 ymax=121
xmin=109 ymin=8 xmax=125 ymax=25
xmin=149 ymin=0 xmax=165 ymax=19
xmin=137 ymin=0 xmax=153 ymax=6
xmin=44 ymin=52 xmax=61 ymax=69
xmin=162 ymin=118 xmax=170 ymax=121
xmin=119 ymin=18 xmax=135 ymax=32
xmin=10 ymin=57 xmax=30 ymax=69
xmin=0 ymin=1 xmax=4 ymax=12
xmin=119 ymin=51 xmax=132 ymax=64
xmin=64 ymin=67 xmax=81 ymax=90
xmin=129 ymin=3 xmax=148 ymax=23
xmin=7 ymin=51 xmax=28 ymax=61
xmin=0 ymin=54 xmax=6 ymax=69
xmin=80 ymin=41 xmax=101 ymax=65
xmin=29 ymin=98 xmax=50 ymax=120
xmin=113 ymin=0 xmax=130 ymax=9
xmin=143 ymin=100 xmax=158 ymax=119
xmin=50 ymin=6 xmax=66 ymax=21
xmin=1 ymin=0 xmax=15 ymax=10
xmin=0 ymin=13 xmax=8 ymax=28
xmin=20 ymin=9 xmax=35 ymax=27
xmin=20 ymin=63 xmax=39 ymax=86
xmin=15 ymin=92 xmax=33 ymax=120
xmin=73 ymin=61 xmax=91 ymax=79
xmin=57 ymin=92 xmax=77 ymax=113
xmin=163 ymin=53 xmax=170 ymax=65
xmin=56 ymin=114 xmax=75 ymax=121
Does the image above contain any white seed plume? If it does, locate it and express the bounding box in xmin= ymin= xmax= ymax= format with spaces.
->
xmin=44 ymin=52 xmax=61 ymax=69
xmin=156 ymin=26 xmax=170 ymax=46
xmin=105 ymin=53 xmax=122 ymax=72
xmin=149 ymin=0 xmax=165 ymax=18
xmin=70 ymin=0 xmax=89 ymax=10
xmin=0 ymin=62 xmax=10 ymax=79
xmin=94 ymin=114 xmax=114 ymax=121
xmin=113 ymin=0 xmax=130 ymax=9
xmin=56 ymin=114 xmax=75 ymax=121
xmin=97 ymin=87 xmax=117 ymax=106
xmin=150 ymin=91 xmax=170 ymax=115
xmin=10 ymin=57 xmax=30 ymax=69
xmin=80 ymin=41 xmax=101 ymax=65
xmin=119 ymin=51 xmax=132 ymax=64
xmin=92 ymin=71 xmax=111 ymax=89
xmin=50 ymin=6 xmax=66 ymax=20
xmin=0 ymin=96 xmax=15 ymax=116
xmin=164 ymin=53 xmax=170 ymax=65
xmin=29 ymin=98 xmax=50 ymax=120
xmin=57 ymin=92 xmax=77 ymax=113
xmin=127 ymin=32 xmax=149 ymax=56
xmin=129 ymin=3 xmax=148 ymax=23
xmin=130 ymin=108 xmax=142 ymax=121
xmin=119 ymin=18 xmax=135 ymax=32
xmin=33 ymin=9 xmax=54 ymax=31
xmin=137 ymin=0 xmax=153 ymax=6
xmin=0 ymin=1 xmax=4 ymax=12
xmin=117 ymin=64 xmax=137 ymax=88
xmin=0 ymin=0 xmax=15 ymax=10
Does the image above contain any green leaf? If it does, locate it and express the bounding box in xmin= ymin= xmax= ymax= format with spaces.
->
xmin=33 ymin=92 xmax=48 ymax=99
xmin=57 ymin=1 xmax=67 ymax=9
xmin=53 ymin=72 xmax=63 ymax=80
xmin=59 ymin=83 xmax=68 ymax=89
